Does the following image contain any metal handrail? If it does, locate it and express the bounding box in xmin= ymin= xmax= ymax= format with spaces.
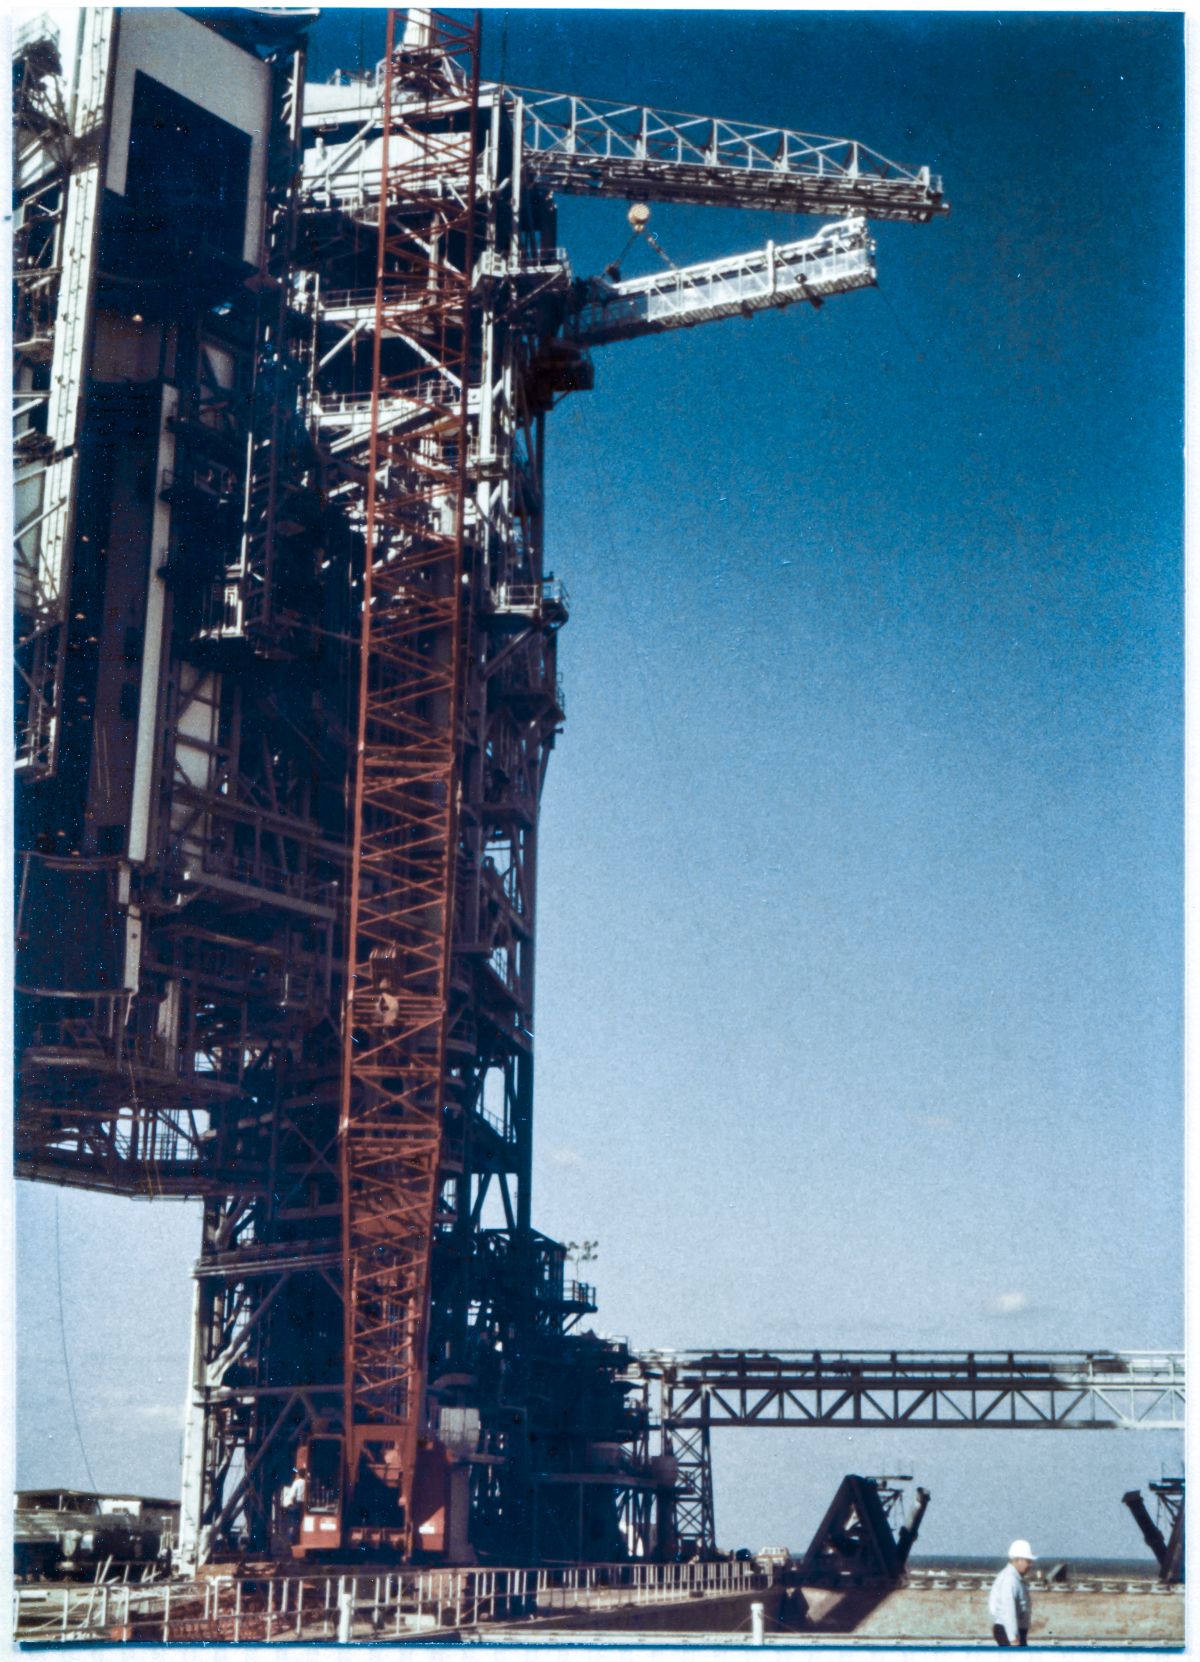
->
xmin=14 ymin=1558 xmax=767 ymax=1644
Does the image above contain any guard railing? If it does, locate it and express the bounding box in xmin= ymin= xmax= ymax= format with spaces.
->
xmin=14 ymin=1558 xmax=768 ymax=1644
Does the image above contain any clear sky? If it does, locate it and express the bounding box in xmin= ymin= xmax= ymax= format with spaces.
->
xmin=13 ymin=8 xmax=1184 ymax=1563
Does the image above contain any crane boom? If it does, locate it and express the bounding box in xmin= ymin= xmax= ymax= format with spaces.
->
xmin=569 ymin=218 xmax=875 ymax=347
xmin=506 ymin=86 xmax=947 ymax=222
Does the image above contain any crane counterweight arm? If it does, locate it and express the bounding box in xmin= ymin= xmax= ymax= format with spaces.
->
xmin=568 ymin=218 xmax=875 ymax=347
xmin=502 ymin=85 xmax=948 ymax=223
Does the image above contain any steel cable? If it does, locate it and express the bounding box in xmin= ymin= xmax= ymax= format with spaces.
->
xmin=54 ymin=1191 xmax=98 ymax=1489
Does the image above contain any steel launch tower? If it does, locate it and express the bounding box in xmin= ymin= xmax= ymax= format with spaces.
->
xmin=14 ymin=6 xmax=956 ymax=1567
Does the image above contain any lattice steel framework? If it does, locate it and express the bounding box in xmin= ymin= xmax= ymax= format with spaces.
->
xmin=568 ymin=217 xmax=875 ymax=348
xmin=14 ymin=13 xmax=336 ymax=1215
xmin=664 ymin=1416 xmax=715 ymax=1557
xmin=13 ymin=11 xmax=114 ymax=779
xmin=512 ymin=86 xmax=948 ymax=220
xmin=338 ymin=11 xmax=481 ymax=1543
xmin=22 ymin=8 xmax=1104 ymax=1575
xmin=651 ymin=1350 xmax=1187 ymax=1432
xmin=641 ymin=1349 xmax=1186 ymax=1554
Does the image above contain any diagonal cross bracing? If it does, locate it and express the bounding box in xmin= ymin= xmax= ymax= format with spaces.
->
xmin=570 ymin=218 xmax=876 ymax=347
xmin=508 ymin=87 xmax=948 ymax=222
xmin=338 ymin=9 xmax=481 ymax=1550
xmin=646 ymin=1349 xmax=1185 ymax=1431
xmin=645 ymin=1349 xmax=1183 ymax=1556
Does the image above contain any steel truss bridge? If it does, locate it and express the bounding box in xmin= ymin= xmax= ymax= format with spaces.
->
xmin=632 ymin=1350 xmax=1184 ymax=1554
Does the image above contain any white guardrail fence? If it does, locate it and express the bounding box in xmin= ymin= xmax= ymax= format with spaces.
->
xmin=15 ymin=1558 xmax=768 ymax=1644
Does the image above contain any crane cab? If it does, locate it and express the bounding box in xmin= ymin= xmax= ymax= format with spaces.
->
xmin=293 ymin=1435 xmax=344 ymax=1556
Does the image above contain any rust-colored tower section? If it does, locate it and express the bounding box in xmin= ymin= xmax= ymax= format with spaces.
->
xmin=339 ymin=10 xmax=481 ymax=1546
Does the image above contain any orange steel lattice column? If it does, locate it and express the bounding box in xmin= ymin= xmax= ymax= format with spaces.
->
xmin=339 ymin=9 xmax=481 ymax=1545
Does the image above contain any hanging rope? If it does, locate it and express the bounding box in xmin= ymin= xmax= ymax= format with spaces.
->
xmin=602 ymin=229 xmax=642 ymax=283
xmin=645 ymin=229 xmax=678 ymax=272
xmin=602 ymin=203 xmax=679 ymax=282
xmin=55 ymin=1191 xmax=98 ymax=1490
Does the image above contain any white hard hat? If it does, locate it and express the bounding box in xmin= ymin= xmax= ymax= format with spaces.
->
xmin=1008 ymin=1539 xmax=1037 ymax=1561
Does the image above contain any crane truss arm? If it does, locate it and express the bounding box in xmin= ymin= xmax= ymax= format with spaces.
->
xmin=505 ymin=86 xmax=947 ymax=222
xmin=569 ymin=218 xmax=874 ymax=348
xmin=644 ymin=1350 xmax=1184 ymax=1432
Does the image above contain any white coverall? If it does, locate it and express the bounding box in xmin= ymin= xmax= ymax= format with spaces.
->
xmin=987 ymin=1561 xmax=1031 ymax=1644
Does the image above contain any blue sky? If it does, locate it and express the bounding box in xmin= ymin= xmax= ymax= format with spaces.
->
xmin=14 ymin=9 xmax=1183 ymax=1562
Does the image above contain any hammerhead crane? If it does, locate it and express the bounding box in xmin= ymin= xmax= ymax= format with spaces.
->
xmin=0 ymin=5 xmax=943 ymax=1568
xmin=9 ymin=5 xmax=1180 ymax=1581
xmin=247 ymin=10 xmax=947 ymax=1567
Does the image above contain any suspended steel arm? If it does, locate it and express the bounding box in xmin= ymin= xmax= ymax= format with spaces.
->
xmin=504 ymin=86 xmax=947 ymax=222
xmin=641 ymin=1350 xmax=1185 ymax=1431
xmin=569 ymin=218 xmax=875 ymax=348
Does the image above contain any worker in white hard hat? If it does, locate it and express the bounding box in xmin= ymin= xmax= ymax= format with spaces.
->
xmin=987 ymin=1539 xmax=1036 ymax=1646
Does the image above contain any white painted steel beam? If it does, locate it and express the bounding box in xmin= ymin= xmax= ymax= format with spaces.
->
xmin=508 ymin=86 xmax=948 ymax=223
xmin=570 ymin=219 xmax=875 ymax=347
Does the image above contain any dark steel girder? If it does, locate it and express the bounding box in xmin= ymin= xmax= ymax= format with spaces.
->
xmin=527 ymin=156 xmax=946 ymax=222
xmin=642 ymin=1350 xmax=1184 ymax=1432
